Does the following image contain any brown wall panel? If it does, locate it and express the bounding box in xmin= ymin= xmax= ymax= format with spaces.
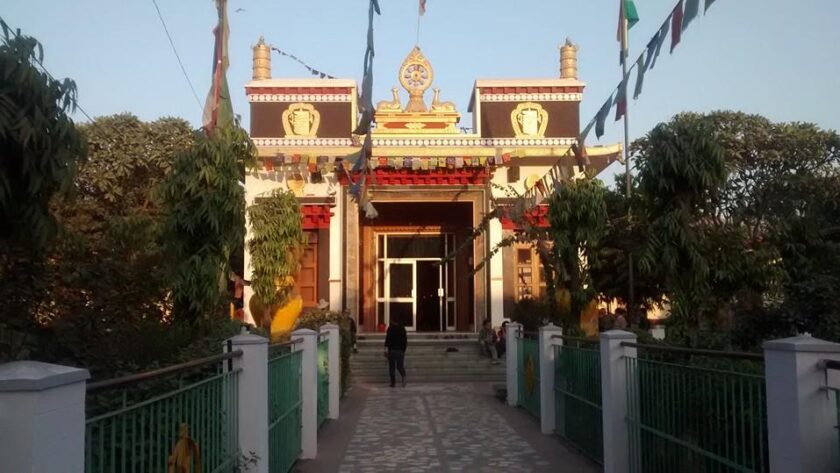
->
xmin=250 ymin=102 xmax=352 ymax=138
xmin=480 ymin=101 xmax=579 ymax=138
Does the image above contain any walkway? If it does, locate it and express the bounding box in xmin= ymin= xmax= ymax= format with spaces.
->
xmin=295 ymin=383 xmax=600 ymax=473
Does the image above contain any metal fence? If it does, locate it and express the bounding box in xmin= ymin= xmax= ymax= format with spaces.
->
xmin=821 ymin=359 xmax=840 ymax=464
xmin=317 ymin=336 xmax=330 ymax=429
xmin=84 ymin=350 xmax=242 ymax=473
xmin=517 ymin=335 xmax=541 ymax=418
xmin=268 ymin=339 xmax=303 ymax=473
xmin=554 ymin=338 xmax=603 ymax=463
xmin=623 ymin=344 xmax=768 ymax=473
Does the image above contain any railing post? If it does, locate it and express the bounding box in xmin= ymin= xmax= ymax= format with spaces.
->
xmin=226 ymin=328 xmax=269 ymax=473
xmin=0 ymin=361 xmax=89 ymax=473
xmin=600 ymin=329 xmax=636 ymax=473
xmin=539 ymin=323 xmax=562 ymax=434
xmin=294 ymin=328 xmax=318 ymax=459
xmin=506 ymin=322 xmax=522 ymax=406
xmin=764 ymin=335 xmax=840 ymax=473
xmin=321 ymin=323 xmax=340 ymax=420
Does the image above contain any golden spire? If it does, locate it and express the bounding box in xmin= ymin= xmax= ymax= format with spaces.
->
xmin=559 ymin=38 xmax=578 ymax=79
xmin=252 ymin=36 xmax=271 ymax=80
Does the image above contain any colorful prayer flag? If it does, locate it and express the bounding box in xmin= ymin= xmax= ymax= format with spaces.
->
xmin=705 ymin=0 xmax=716 ymax=12
xmin=633 ymin=54 xmax=646 ymax=100
xmin=595 ymin=93 xmax=614 ymax=139
xmin=645 ymin=21 xmax=668 ymax=70
xmin=683 ymin=0 xmax=700 ymax=31
xmin=614 ymin=79 xmax=627 ymax=121
xmin=671 ymin=0 xmax=684 ymax=53
xmin=419 ymin=0 xmax=426 ymax=16
xmin=581 ymin=116 xmax=597 ymax=141
xmin=617 ymin=0 xmax=639 ymax=64
xmin=202 ymin=0 xmax=233 ymax=133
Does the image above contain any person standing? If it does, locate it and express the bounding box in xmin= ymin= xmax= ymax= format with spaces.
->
xmin=384 ymin=320 xmax=407 ymax=387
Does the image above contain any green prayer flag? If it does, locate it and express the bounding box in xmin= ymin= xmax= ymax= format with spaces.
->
xmin=624 ymin=0 xmax=640 ymax=29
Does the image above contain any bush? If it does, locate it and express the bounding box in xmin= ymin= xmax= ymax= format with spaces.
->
xmin=511 ymin=298 xmax=552 ymax=332
xmin=296 ymin=307 xmax=353 ymax=395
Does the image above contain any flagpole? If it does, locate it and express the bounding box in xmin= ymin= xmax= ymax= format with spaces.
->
xmin=416 ymin=12 xmax=421 ymax=45
xmin=621 ymin=17 xmax=637 ymax=325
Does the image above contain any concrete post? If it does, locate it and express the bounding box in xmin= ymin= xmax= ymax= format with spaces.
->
xmin=321 ymin=323 xmax=340 ymax=420
xmin=539 ymin=323 xmax=562 ymax=434
xmin=294 ymin=328 xmax=318 ymax=459
xmin=328 ymin=191 xmax=343 ymax=312
xmin=0 ymin=361 xmax=89 ymax=473
xmin=506 ymin=322 xmax=522 ymax=406
xmin=600 ymin=330 xmax=637 ymax=473
xmin=764 ymin=335 xmax=840 ymax=473
xmin=488 ymin=218 xmax=505 ymax=328
xmin=226 ymin=329 xmax=269 ymax=473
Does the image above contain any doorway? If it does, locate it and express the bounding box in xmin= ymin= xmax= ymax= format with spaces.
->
xmin=377 ymin=234 xmax=456 ymax=332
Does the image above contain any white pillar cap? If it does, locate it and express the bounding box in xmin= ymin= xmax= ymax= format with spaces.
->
xmin=0 ymin=361 xmax=89 ymax=392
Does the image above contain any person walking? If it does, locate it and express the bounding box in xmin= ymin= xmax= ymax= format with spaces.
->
xmin=384 ymin=320 xmax=407 ymax=387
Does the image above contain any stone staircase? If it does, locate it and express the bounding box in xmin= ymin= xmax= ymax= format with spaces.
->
xmin=350 ymin=332 xmax=506 ymax=383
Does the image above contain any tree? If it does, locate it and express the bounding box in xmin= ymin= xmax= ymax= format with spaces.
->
xmin=634 ymin=114 xmax=728 ymax=338
xmin=0 ymin=22 xmax=86 ymax=358
xmin=247 ymin=189 xmax=306 ymax=329
xmin=546 ymin=178 xmax=608 ymax=325
xmin=159 ymin=124 xmax=255 ymax=323
xmin=0 ymin=22 xmax=86 ymax=249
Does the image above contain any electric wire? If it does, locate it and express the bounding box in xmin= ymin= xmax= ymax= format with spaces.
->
xmin=150 ymin=0 xmax=204 ymax=111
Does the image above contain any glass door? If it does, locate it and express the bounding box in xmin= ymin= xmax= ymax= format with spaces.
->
xmin=386 ymin=261 xmax=415 ymax=331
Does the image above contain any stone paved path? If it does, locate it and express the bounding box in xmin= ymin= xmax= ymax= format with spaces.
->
xmin=295 ymin=383 xmax=600 ymax=473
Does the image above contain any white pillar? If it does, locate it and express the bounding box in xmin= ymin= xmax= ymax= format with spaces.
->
xmin=294 ymin=328 xmax=318 ymax=459
xmin=600 ymin=330 xmax=637 ymax=473
xmin=328 ymin=188 xmax=343 ymax=312
xmin=0 ymin=361 xmax=89 ymax=473
xmin=764 ymin=335 xmax=840 ymax=473
xmin=321 ymin=323 xmax=340 ymax=420
xmin=226 ymin=329 xmax=269 ymax=473
xmin=506 ymin=322 xmax=522 ymax=406
xmin=488 ymin=218 xmax=505 ymax=328
xmin=539 ymin=324 xmax=562 ymax=434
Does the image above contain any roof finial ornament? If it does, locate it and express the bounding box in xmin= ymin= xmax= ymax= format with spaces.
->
xmin=559 ymin=38 xmax=578 ymax=79
xmin=252 ymin=36 xmax=271 ymax=80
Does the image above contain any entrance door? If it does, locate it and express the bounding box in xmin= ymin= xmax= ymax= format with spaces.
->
xmin=415 ymin=261 xmax=442 ymax=331
xmin=386 ymin=262 xmax=415 ymax=331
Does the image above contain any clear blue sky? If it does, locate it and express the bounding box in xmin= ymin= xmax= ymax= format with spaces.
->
xmin=2 ymin=0 xmax=838 ymax=147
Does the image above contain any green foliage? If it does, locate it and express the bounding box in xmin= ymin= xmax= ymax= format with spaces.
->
xmin=0 ymin=22 xmax=86 ymax=250
xmin=510 ymin=298 xmax=552 ymax=332
xmin=634 ymin=115 xmax=728 ymax=333
xmin=296 ymin=308 xmax=353 ymax=395
xmin=547 ymin=178 xmax=608 ymax=323
xmin=247 ymin=189 xmax=307 ymax=313
xmin=159 ymin=124 xmax=255 ymax=323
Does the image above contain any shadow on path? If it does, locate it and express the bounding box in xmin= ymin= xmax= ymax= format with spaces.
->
xmin=294 ymin=382 xmax=600 ymax=473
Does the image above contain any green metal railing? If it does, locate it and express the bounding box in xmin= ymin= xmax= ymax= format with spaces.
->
xmin=625 ymin=349 xmax=768 ymax=473
xmin=554 ymin=340 xmax=603 ymax=463
xmin=317 ymin=337 xmax=329 ymax=428
xmin=268 ymin=341 xmax=303 ymax=473
xmin=517 ymin=336 xmax=541 ymax=418
xmin=85 ymin=351 xmax=242 ymax=473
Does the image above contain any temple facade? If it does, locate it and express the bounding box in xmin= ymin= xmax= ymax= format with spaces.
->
xmin=243 ymin=37 xmax=620 ymax=333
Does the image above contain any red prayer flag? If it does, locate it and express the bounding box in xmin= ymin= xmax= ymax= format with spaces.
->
xmin=671 ymin=0 xmax=684 ymax=53
xmin=419 ymin=0 xmax=426 ymax=15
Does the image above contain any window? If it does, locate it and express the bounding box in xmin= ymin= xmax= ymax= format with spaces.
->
xmin=514 ymin=244 xmax=546 ymax=301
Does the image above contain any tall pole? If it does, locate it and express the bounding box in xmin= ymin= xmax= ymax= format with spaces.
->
xmin=622 ymin=17 xmax=636 ymax=324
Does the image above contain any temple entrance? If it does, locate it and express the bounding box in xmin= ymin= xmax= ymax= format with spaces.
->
xmin=378 ymin=234 xmax=456 ymax=332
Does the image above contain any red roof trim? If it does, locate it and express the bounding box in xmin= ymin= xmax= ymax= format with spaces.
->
xmin=245 ymin=87 xmax=353 ymax=96
xmin=337 ymin=168 xmax=490 ymax=186
xmin=480 ymin=86 xmax=583 ymax=95
xmin=300 ymin=204 xmax=331 ymax=230
xmin=499 ymin=205 xmax=550 ymax=229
